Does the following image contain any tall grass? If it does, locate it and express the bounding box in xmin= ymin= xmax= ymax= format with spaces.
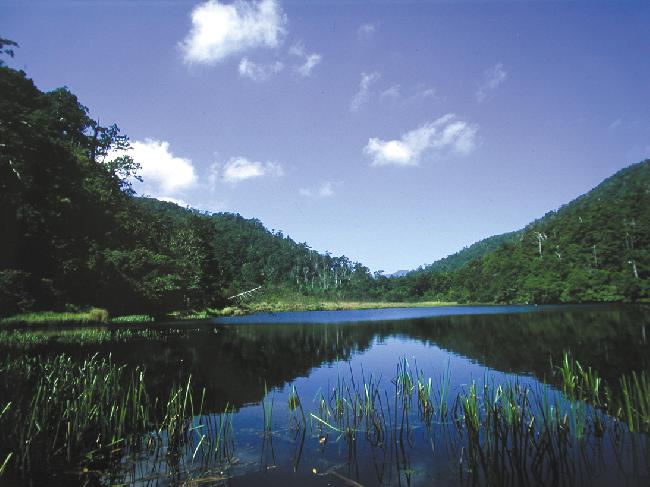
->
xmin=1 ymin=351 xmax=648 ymax=484
xmin=558 ymin=352 xmax=650 ymax=433
xmin=0 ymin=328 xmax=159 ymax=347
xmin=0 ymin=308 xmax=110 ymax=326
xmin=0 ymin=354 xmax=234 ymax=483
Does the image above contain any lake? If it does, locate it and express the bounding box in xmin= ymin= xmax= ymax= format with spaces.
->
xmin=1 ymin=304 xmax=649 ymax=486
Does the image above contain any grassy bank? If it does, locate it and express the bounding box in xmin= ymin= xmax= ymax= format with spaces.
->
xmin=1 ymin=301 xmax=457 ymax=326
xmin=0 ymin=308 xmax=111 ymax=326
xmin=233 ymin=299 xmax=457 ymax=314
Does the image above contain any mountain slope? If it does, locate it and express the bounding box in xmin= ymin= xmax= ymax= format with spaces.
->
xmin=394 ymin=160 xmax=650 ymax=303
xmin=421 ymin=230 xmax=523 ymax=274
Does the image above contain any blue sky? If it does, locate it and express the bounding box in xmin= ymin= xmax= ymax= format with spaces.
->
xmin=3 ymin=0 xmax=649 ymax=273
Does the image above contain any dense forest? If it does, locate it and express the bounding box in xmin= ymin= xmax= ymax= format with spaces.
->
xmin=0 ymin=40 xmax=648 ymax=317
xmin=387 ymin=160 xmax=650 ymax=303
xmin=0 ymin=44 xmax=376 ymax=316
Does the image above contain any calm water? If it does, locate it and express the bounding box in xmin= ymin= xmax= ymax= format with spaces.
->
xmin=2 ymin=304 xmax=649 ymax=486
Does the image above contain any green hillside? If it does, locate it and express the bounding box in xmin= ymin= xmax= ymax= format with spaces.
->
xmin=0 ymin=63 xmax=373 ymax=316
xmin=390 ymin=160 xmax=650 ymax=303
xmin=420 ymin=230 xmax=522 ymax=274
xmin=1 ymin=55 xmax=647 ymax=317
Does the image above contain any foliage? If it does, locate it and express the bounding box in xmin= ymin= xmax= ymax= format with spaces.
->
xmin=0 ymin=45 xmax=648 ymax=315
xmin=385 ymin=160 xmax=650 ymax=303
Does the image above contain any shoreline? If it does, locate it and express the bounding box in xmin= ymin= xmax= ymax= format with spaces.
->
xmin=0 ymin=301 xmax=459 ymax=326
xmin=2 ymin=299 xmax=646 ymax=327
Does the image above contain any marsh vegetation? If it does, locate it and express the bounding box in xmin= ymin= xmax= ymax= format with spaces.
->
xmin=0 ymin=304 xmax=648 ymax=486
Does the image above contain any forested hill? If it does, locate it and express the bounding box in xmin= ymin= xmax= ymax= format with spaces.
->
xmin=1 ymin=46 xmax=647 ymax=316
xmin=389 ymin=160 xmax=650 ymax=303
xmin=0 ymin=59 xmax=374 ymax=316
xmin=419 ymin=230 xmax=522 ymax=274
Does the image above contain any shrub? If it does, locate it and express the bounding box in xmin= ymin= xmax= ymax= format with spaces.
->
xmin=88 ymin=307 xmax=109 ymax=323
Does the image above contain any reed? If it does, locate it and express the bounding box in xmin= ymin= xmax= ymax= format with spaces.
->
xmin=0 ymin=308 xmax=110 ymax=326
xmin=262 ymin=382 xmax=274 ymax=435
xmin=0 ymin=354 xmax=235 ymax=482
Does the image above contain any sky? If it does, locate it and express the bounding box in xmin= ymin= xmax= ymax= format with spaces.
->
xmin=2 ymin=0 xmax=649 ymax=273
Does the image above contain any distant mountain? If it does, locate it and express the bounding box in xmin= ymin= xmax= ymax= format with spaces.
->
xmin=395 ymin=160 xmax=650 ymax=303
xmin=388 ymin=270 xmax=410 ymax=278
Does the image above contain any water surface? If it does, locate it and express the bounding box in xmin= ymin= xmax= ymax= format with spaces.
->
xmin=1 ymin=304 xmax=648 ymax=486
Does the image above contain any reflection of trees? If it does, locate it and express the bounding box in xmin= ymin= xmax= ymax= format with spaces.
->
xmin=5 ymin=306 xmax=647 ymax=414
xmin=369 ymin=305 xmax=649 ymax=386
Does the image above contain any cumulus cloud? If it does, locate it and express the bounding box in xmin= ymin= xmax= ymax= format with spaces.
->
xmin=289 ymin=42 xmax=322 ymax=77
xmin=300 ymin=181 xmax=335 ymax=198
xmin=219 ymin=157 xmax=283 ymax=183
xmin=358 ymin=23 xmax=377 ymax=39
xmin=476 ymin=63 xmax=507 ymax=102
xmin=238 ymin=57 xmax=284 ymax=81
xmin=364 ymin=114 xmax=478 ymax=167
xmin=350 ymin=71 xmax=380 ymax=112
xmin=107 ymin=138 xmax=198 ymax=196
xmin=180 ymin=0 xmax=287 ymax=65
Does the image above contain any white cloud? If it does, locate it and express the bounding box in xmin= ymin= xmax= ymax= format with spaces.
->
xmin=238 ymin=57 xmax=283 ymax=81
xmin=157 ymin=196 xmax=189 ymax=207
xmin=107 ymin=139 xmax=198 ymax=195
xmin=364 ymin=114 xmax=478 ymax=167
xmin=380 ymin=83 xmax=437 ymax=105
xmin=299 ymin=181 xmax=336 ymax=198
xmin=220 ymin=157 xmax=283 ymax=183
xmin=476 ymin=63 xmax=507 ymax=102
xmin=380 ymin=84 xmax=401 ymax=101
xmin=180 ymin=0 xmax=287 ymax=65
xmin=318 ymin=181 xmax=335 ymax=197
xmin=358 ymin=23 xmax=377 ymax=39
xmin=288 ymin=42 xmax=305 ymax=57
xmin=297 ymin=53 xmax=322 ymax=77
xmin=350 ymin=71 xmax=380 ymax=112
xmin=289 ymin=42 xmax=322 ymax=77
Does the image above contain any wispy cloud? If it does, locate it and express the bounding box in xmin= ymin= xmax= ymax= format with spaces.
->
xmin=350 ymin=71 xmax=380 ymax=112
xmin=364 ymin=114 xmax=478 ymax=167
xmin=215 ymin=157 xmax=283 ymax=183
xmin=358 ymin=22 xmax=377 ymax=40
xmin=289 ymin=42 xmax=322 ymax=77
xmin=238 ymin=57 xmax=284 ymax=81
xmin=380 ymin=84 xmax=401 ymax=101
xmin=476 ymin=63 xmax=507 ymax=102
xmin=299 ymin=181 xmax=336 ymax=198
xmin=609 ymin=118 xmax=622 ymax=130
xmin=180 ymin=0 xmax=287 ymax=65
xmin=380 ymin=83 xmax=437 ymax=105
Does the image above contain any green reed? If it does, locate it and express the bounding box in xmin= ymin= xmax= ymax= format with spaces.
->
xmin=262 ymin=382 xmax=274 ymax=435
xmin=559 ymin=352 xmax=650 ymax=433
xmin=0 ymin=354 xmax=234 ymax=482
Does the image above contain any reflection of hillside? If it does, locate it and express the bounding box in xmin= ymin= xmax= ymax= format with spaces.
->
xmin=5 ymin=323 xmax=379 ymax=413
xmin=369 ymin=305 xmax=650 ymax=385
xmin=5 ymin=305 xmax=646 ymax=415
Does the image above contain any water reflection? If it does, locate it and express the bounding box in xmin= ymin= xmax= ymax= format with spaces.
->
xmin=2 ymin=304 xmax=649 ymax=486
xmin=4 ymin=305 xmax=647 ymax=415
